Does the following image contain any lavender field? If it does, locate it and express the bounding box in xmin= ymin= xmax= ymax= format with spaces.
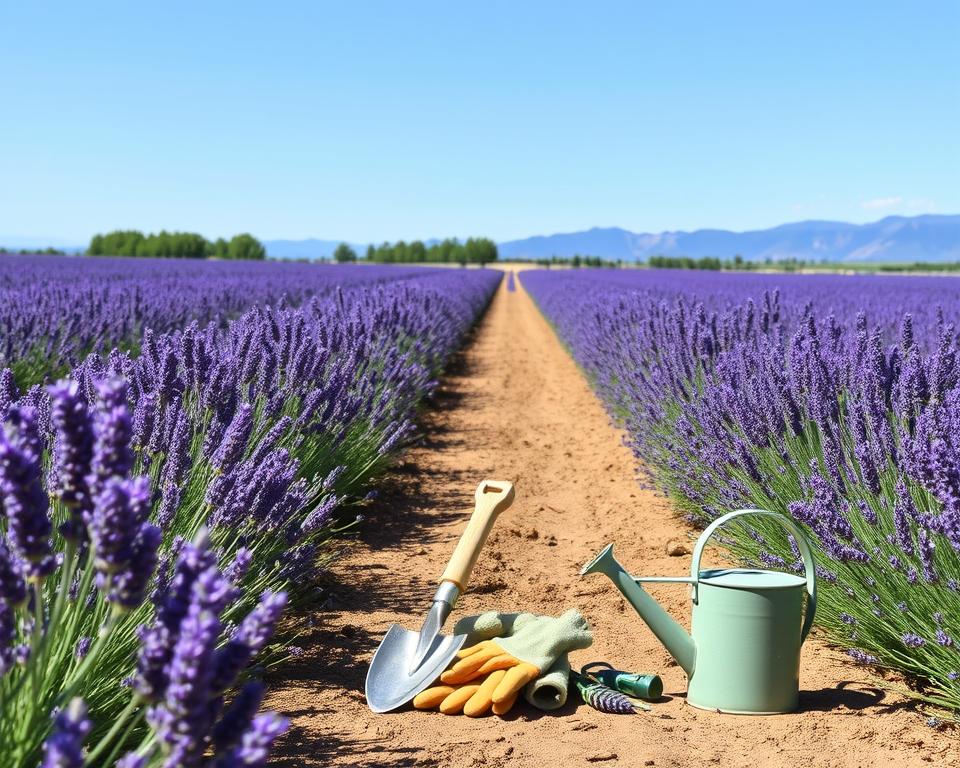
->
xmin=0 ymin=256 xmax=499 ymax=765
xmin=524 ymin=268 xmax=960 ymax=712
xmin=0 ymin=254 xmax=441 ymax=386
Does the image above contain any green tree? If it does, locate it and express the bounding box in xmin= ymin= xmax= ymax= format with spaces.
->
xmin=333 ymin=243 xmax=357 ymax=263
xmin=408 ymin=240 xmax=427 ymax=262
xmin=226 ymin=233 xmax=266 ymax=260
xmin=209 ymin=238 xmax=230 ymax=259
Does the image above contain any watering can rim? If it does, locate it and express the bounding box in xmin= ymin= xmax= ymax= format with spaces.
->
xmin=697 ymin=567 xmax=807 ymax=590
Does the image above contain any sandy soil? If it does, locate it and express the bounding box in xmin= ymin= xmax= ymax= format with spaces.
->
xmin=268 ymin=276 xmax=959 ymax=767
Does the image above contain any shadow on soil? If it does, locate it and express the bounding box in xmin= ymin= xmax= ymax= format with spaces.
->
xmin=800 ymin=681 xmax=907 ymax=714
xmin=269 ymin=338 xmax=488 ymax=767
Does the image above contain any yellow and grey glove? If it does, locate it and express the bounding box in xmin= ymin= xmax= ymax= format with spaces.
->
xmin=438 ymin=609 xmax=592 ymax=711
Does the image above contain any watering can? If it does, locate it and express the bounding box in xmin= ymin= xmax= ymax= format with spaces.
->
xmin=580 ymin=509 xmax=816 ymax=714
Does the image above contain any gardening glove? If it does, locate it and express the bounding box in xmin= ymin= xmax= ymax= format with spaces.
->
xmin=412 ymin=612 xmax=537 ymax=717
xmin=453 ymin=611 xmax=572 ymax=710
xmin=412 ymin=669 xmax=522 ymax=716
xmin=525 ymin=655 xmax=571 ymax=711
xmin=440 ymin=609 xmax=592 ymax=709
xmin=452 ymin=610 xmax=537 ymax=645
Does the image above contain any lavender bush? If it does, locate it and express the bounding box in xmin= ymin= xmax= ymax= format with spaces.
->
xmin=0 ymin=255 xmax=440 ymax=387
xmin=524 ymin=268 xmax=960 ymax=713
xmin=0 ymin=388 xmax=287 ymax=767
xmin=0 ymin=258 xmax=500 ymax=763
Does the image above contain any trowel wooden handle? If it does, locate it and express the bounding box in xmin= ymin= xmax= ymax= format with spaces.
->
xmin=440 ymin=480 xmax=515 ymax=592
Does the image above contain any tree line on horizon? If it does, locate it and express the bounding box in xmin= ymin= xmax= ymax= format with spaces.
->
xmin=0 ymin=246 xmax=68 ymax=256
xmin=333 ymin=237 xmax=498 ymax=264
xmin=87 ymin=230 xmax=266 ymax=260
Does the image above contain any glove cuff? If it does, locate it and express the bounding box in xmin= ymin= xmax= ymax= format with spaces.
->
xmin=524 ymin=656 xmax=570 ymax=711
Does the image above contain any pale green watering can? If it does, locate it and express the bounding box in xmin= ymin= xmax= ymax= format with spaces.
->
xmin=581 ymin=509 xmax=817 ymax=714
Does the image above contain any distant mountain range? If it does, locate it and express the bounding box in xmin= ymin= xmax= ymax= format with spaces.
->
xmin=495 ymin=215 xmax=960 ymax=263
xmin=7 ymin=214 xmax=959 ymax=263
xmin=261 ymin=215 xmax=960 ymax=263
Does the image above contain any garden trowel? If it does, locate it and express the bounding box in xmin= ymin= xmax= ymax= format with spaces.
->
xmin=365 ymin=479 xmax=516 ymax=713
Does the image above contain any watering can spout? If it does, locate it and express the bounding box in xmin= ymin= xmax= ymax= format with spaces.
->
xmin=580 ymin=544 xmax=697 ymax=676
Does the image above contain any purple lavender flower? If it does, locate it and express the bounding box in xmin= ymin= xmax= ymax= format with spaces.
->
xmin=41 ymin=698 xmax=91 ymax=768
xmin=88 ymin=476 xmax=161 ymax=609
xmin=215 ymin=712 xmax=289 ymax=768
xmin=892 ymin=480 xmax=916 ymax=556
xmin=918 ymin=528 xmax=938 ymax=583
xmin=212 ymin=404 xmax=254 ymax=473
xmin=321 ymin=465 xmax=346 ymax=491
xmin=300 ymin=495 xmax=340 ymax=537
xmin=146 ymin=553 xmax=237 ymax=762
xmin=211 ymin=681 xmax=264 ymax=753
xmin=902 ymin=632 xmax=926 ymax=648
xmin=89 ymin=477 xmax=151 ymax=572
xmin=210 ymin=591 xmax=287 ymax=693
xmin=131 ymin=392 xmax=158 ymax=449
xmin=160 ymin=403 xmax=193 ymax=488
xmin=845 ymin=648 xmax=878 ymax=665
xmin=88 ymin=378 xmax=133 ymax=496
xmin=0 ymin=537 xmax=26 ymax=607
xmin=0 ymin=368 xmax=18 ymax=421
xmin=936 ymin=629 xmax=954 ymax=648
xmin=147 ymin=598 xmax=221 ymax=762
xmin=0 ymin=406 xmax=54 ymax=580
xmin=109 ymin=523 xmax=162 ymax=610
xmin=48 ymin=381 xmax=94 ymax=540
xmin=224 ymin=548 xmax=253 ymax=583
xmin=135 ymin=535 xmax=219 ymax=702
xmin=74 ymin=636 xmax=92 ymax=660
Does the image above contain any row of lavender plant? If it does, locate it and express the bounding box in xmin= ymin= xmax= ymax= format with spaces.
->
xmin=523 ymin=268 xmax=960 ymax=713
xmin=0 ymin=255 xmax=433 ymax=387
xmin=0 ymin=267 xmax=501 ymax=764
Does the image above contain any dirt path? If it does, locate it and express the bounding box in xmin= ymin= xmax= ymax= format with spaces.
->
xmin=268 ymin=277 xmax=958 ymax=767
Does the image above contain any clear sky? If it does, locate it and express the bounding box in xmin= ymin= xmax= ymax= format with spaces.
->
xmin=1 ymin=1 xmax=957 ymax=245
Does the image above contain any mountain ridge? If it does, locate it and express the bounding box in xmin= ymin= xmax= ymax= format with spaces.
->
xmin=261 ymin=214 xmax=960 ymax=263
xmin=6 ymin=214 xmax=958 ymax=263
xmin=495 ymin=215 xmax=960 ymax=263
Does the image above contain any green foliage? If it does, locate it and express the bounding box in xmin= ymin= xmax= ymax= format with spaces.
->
xmin=877 ymin=261 xmax=960 ymax=273
xmin=226 ymin=233 xmax=266 ymax=260
xmin=641 ymin=254 xmax=960 ymax=273
xmin=88 ymin=231 xmax=146 ymax=258
xmin=333 ymin=243 xmax=358 ymax=263
xmin=0 ymin=247 xmax=67 ymax=256
xmin=366 ymin=237 xmax=498 ymax=264
xmin=209 ymin=237 xmax=229 ymax=259
xmin=87 ymin=230 xmax=265 ymax=260
xmin=648 ymin=255 xmax=727 ymax=270
xmin=530 ymin=255 xmax=621 ymax=268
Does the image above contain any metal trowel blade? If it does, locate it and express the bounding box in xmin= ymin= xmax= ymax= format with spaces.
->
xmin=364 ymin=624 xmax=466 ymax=713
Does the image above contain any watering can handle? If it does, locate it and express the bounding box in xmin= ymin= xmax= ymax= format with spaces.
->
xmin=690 ymin=508 xmax=817 ymax=643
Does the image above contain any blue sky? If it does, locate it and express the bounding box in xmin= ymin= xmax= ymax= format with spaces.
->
xmin=1 ymin=1 xmax=957 ymax=245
